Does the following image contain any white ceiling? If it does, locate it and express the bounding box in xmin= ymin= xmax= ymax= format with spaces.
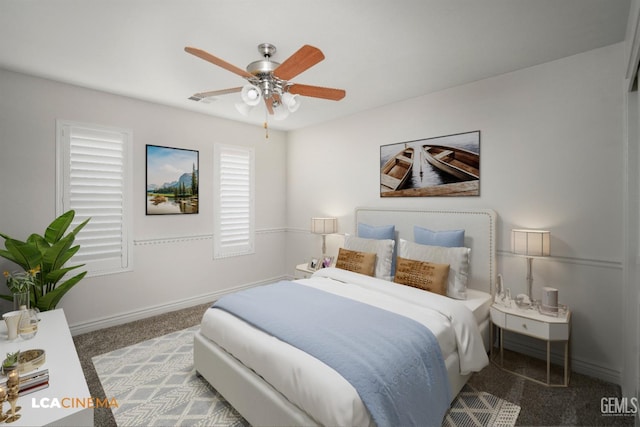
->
xmin=0 ymin=0 xmax=630 ymax=131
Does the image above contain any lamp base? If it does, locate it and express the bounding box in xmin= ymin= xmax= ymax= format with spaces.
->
xmin=526 ymin=256 xmax=534 ymax=301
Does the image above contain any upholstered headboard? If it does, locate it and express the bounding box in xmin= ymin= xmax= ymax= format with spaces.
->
xmin=355 ymin=207 xmax=497 ymax=295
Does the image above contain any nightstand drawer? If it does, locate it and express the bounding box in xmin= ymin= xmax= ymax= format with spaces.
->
xmin=504 ymin=315 xmax=569 ymax=340
xmin=294 ymin=263 xmax=315 ymax=280
xmin=490 ymin=307 xmax=506 ymax=328
xmin=506 ymin=315 xmax=548 ymax=339
xmin=294 ymin=270 xmax=312 ymax=279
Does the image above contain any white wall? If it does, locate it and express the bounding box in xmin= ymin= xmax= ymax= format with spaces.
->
xmin=0 ymin=69 xmax=288 ymax=332
xmin=286 ymin=43 xmax=625 ymax=384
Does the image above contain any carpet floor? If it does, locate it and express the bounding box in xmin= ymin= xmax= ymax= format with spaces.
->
xmin=73 ymin=303 xmax=634 ymax=427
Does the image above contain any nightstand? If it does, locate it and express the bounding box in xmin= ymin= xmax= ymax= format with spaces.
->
xmin=294 ymin=263 xmax=316 ymax=279
xmin=490 ymin=302 xmax=571 ymax=387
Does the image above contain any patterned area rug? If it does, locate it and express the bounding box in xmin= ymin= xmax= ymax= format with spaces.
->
xmin=93 ymin=327 xmax=519 ymax=427
xmin=444 ymin=384 xmax=521 ymax=427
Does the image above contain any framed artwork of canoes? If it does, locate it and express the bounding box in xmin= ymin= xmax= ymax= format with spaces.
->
xmin=380 ymin=131 xmax=480 ymax=197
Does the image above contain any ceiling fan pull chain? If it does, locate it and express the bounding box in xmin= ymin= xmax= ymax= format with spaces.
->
xmin=263 ymin=109 xmax=269 ymax=140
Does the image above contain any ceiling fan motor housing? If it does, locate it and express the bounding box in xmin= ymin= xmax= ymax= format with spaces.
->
xmin=247 ymin=44 xmax=285 ymax=100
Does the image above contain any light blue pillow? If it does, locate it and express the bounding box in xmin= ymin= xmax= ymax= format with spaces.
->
xmin=414 ymin=226 xmax=465 ymax=248
xmin=358 ymin=223 xmax=396 ymax=276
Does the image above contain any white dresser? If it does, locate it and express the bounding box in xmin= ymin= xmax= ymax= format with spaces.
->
xmin=0 ymin=308 xmax=93 ymax=426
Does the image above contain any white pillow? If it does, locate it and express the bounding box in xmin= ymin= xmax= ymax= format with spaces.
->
xmin=398 ymin=238 xmax=470 ymax=299
xmin=344 ymin=235 xmax=395 ymax=281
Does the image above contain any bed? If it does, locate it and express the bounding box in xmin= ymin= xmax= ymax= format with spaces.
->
xmin=194 ymin=207 xmax=497 ymax=426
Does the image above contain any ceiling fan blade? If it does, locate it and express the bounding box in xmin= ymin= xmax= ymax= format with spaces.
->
xmin=185 ymin=47 xmax=253 ymax=79
xmin=288 ymin=84 xmax=346 ymax=101
xmin=188 ymin=87 xmax=243 ymax=101
xmin=265 ymin=97 xmax=275 ymax=115
xmin=274 ymin=45 xmax=325 ymax=81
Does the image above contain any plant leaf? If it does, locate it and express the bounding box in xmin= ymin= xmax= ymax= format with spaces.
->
xmin=0 ymin=249 xmax=19 ymax=266
xmin=44 ymin=264 xmax=83 ymax=285
xmin=28 ymin=234 xmax=51 ymax=257
xmin=3 ymin=239 xmax=42 ymax=271
xmin=44 ymin=210 xmax=74 ymax=244
xmin=70 ymin=217 xmax=90 ymax=237
xmin=36 ymin=271 xmax=87 ymax=311
xmin=49 ymin=244 xmax=80 ymax=273
xmin=41 ymin=235 xmax=75 ymax=273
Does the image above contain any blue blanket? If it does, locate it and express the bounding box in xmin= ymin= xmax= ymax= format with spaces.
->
xmin=213 ymin=281 xmax=451 ymax=427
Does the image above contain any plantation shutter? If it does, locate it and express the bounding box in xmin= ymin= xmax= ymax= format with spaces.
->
xmin=57 ymin=121 xmax=133 ymax=275
xmin=214 ymin=144 xmax=255 ymax=258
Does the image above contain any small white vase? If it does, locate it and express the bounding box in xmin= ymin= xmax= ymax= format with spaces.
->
xmin=2 ymin=311 xmax=22 ymax=341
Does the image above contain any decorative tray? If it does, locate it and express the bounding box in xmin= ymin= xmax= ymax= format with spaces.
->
xmin=18 ymin=349 xmax=46 ymax=374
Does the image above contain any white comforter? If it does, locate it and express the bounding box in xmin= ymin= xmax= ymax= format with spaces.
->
xmin=200 ymin=268 xmax=489 ymax=426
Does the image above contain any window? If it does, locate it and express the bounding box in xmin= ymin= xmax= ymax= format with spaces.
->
xmin=214 ymin=144 xmax=255 ymax=258
xmin=56 ymin=120 xmax=133 ymax=276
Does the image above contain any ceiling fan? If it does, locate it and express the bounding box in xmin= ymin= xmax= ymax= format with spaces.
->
xmin=184 ymin=43 xmax=346 ymax=122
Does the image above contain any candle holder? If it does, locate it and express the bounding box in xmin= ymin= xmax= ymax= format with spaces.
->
xmin=4 ymin=369 xmax=21 ymax=423
xmin=0 ymin=385 xmax=7 ymax=423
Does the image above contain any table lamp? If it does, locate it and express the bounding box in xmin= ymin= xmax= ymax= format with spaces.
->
xmin=311 ymin=217 xmax=337 ymax=255
xmin=511 ymin=229 xmax=550 ymax=301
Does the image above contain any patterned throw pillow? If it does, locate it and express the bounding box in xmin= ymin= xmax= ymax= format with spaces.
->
xmin=335 ymin=247 xmax=377 ymax=277
xmin=394 ymin=257 xmax=450 ymax=295
xmin=344 ymin=235 xmax=395 ymax=281
xmin=398 ymin=238 xmax=470 ymax=299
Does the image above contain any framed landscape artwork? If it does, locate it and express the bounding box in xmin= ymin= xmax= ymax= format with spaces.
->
xmin=146 ymin=145 xmax=199 ymax=215
xmin=380 ymin=130 xmax=480 ymax=197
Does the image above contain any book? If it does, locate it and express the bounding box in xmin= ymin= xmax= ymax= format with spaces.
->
xmin=18 ymin=381 xmax=49 ymax=396
xmin=0 ymin=369 xmax=49 ymax=393
xmin=18 ymin=372 xmax=49 ymax=390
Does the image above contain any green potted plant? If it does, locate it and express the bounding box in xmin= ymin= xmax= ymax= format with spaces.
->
xmin=0 ymin=210 xmax=90 ymax=311
xmin=3 ymin=268 xmax=38 ymax=309
xmin=1 ymin=351 xmax=20 ymax=375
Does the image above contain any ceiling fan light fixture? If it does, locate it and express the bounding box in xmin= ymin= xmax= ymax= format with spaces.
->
xmin=235 ymin=101 xmax=254 ymax=116
xmin=282 ymin=92 xmax=301 ymax=113
xmin=273 ymin=102 xmax=290 ymax=121
xmin=241 ymin=84 xmax=262 ymax=106
xmin=185 ymin=43 xmax=345 ymax=126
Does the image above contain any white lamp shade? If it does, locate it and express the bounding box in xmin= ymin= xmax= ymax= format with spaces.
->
xmin=311 ymin=217 xmax=337 ymax=235
xmin=273 ymin=102 xmax=290 ymax=120
xmin=512 ymin=229 xmax=550 ymax=257
xmin=282 ymin=92 xmax=301 ymax=113
xmin=234 ymin=102 xmax=254 ymax=116
xmin=240 ymin=84 xmax=262 ymax=106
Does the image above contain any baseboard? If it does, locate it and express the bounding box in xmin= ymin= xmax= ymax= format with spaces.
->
xmin=68 ymin=275 xmax=287 ymax=336
xmin=503 ymin=336 xmax=621 ymax=385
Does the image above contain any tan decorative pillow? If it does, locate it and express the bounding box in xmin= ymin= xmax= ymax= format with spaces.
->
xmin=398 ymin=239 xmax=470 ymax=299
xmin=394 ymin=256 xmax=450 ymax=295
xmin=335 ymin=248 xmax=377 ymax=276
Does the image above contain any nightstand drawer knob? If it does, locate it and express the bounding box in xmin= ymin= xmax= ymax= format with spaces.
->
xmin=522 ymin=323 xmax=527 ymax=329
